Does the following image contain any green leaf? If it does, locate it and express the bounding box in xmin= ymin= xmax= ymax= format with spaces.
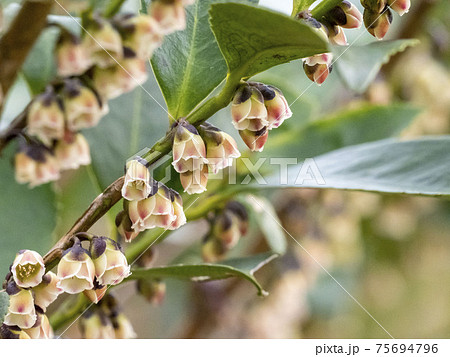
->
xmin=151 ymin=0 xmax=248 ymax=119
xmin=264 ymin=104 xmax=420 ymax=159
xmin=333 ymin=39 xmax=420 ymax=93
xmin=245 ymin=196 xmax=287 ymax=254
xmin=22 ymin=27 xmax=60 ymax=95
xmin=210 ymin=3 xmax=328 ymax=79
xmin=0 ymin=146 xmax=56 ymax=278
xmin=262 ymin=137 xmax=450 ymax=197
xmin=0 ymin=291 xmax=9 ymax=324
xmin=128 ymin=252 xmax=278 ymax=296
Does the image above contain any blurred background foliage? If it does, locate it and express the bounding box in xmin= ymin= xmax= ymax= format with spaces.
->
xmin=0 ymin=0 xmax=449 ymax=338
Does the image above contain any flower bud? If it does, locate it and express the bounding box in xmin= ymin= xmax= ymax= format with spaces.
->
xmin=172 ymin=121 xmax=208 ymax=174
xmin=361 ymin=0 xmax=387 ymax=13
xmin=93 ymin=57 xmax=148 ymax=100
xmin=169 ymin=190 xmax=187 ymax=229
xmin=180 ymin=165 xmax=209 ymax=194
xmin=239 ymin=127 xmax=269 ymax=152
xmin=83 ymin=283 xmax=107 ymax=304
xmin=328 ymin=25 xmax=347 ymax=46
xmin=56 ymin=241 xmax=95 ymax=294
xmin=388 ymin=0 xmax=410 ymax=16
xmin=33 ymin=272 xmax=63 ymax=312
xmin=137 ymin=279 xmax=166 ymax=305
xmin=253 ymin=83 xmax=292 ymax=129
xmin=112 ymin=313 xmax=137 ymax=339
xmin=55 ymin=133 xmax=91 ymax=171
xmin=199 ymin=123 xmax=240 ymax=174
xmin=15 ymin=146 xmax=60 ymax=188
xmin=121 ymin=159 xmax=155 ymax=201
xmin=201 ymin=237 xmax=226 ymax=263
xmin=231 ymin=85 xmax=269 ymax=131
xmin=120 ymin=15 xmax=163 ymax=59
xmin=150 ymin=1 xmax=186 ymax=35
xmin=11 ymin=250 xmax=45 ymax=288
xmin=80 ymin=310 xmax=115 ymax=339
xmin=63 ymin=79 xmax=106 ymax=132
xmin=90 ymin=236 xmax=131 ymax=286
xmin=213 ymin=211 xmax=241 ymax=249
xmin=24 ymin=312 xmax=53 ymax=339
xmin=128 ymin=183 xmax=176 ymax=231
xmin=326 ymin=1 xmax=363 ymax=29
xmin=83 ymin=21 xmax=123 ymax=68
xmin=56 ymin=35 xmax=92 ymax=77
xmin=303 ymin=53 xmax=333 ymax=85
xmin=4 ymin=283 xmax=37 ymax=329
xmin=27 ymin=89 xmax=65 ymax=146
xmin=115 ymin=210 xmax=139 ymax=242
xmin=364 ymin=8 xmax=392 ymax=40
xmin=0 ymin=324 xmax=31 ymax=339
xmin=225 ymin=201 xmax=249 ymax=236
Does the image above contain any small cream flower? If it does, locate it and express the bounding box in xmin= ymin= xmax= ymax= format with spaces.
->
xmin=11 ymin=250 xmax=45 ymax=288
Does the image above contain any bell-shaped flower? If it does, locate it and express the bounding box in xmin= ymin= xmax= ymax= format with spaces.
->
xmin=80 ymin=311 xmax=115 ymax=339
xmin=113 ymin=313 xmax=137 ymax=339
xmin=93 ymin=57 xmax=148 ymax=100
xmin=33 ymin=272 xmax=63 ymax=312
xmin=24 ymin=312 xmax=54 ymax=339
xmin=115 ymin=210 xmax=140 ymax=242
xmin=180 ymin=165 xmax=208 ymax=195
xmin=199 ymin=123 xmax=240 ymax=174
xmin=303 ymin=53 xmax=333 ymax=85
xmin=15 ymin=145 xmax=60 ymax=188
xmin=121 ymin=15 xmax=163 ymax=59
xmin=326 ymin=1 xmax=363 ymax=29
xmin=56 ymin=241 xmax=95 ymax=294
xmin=83 ymin=20 xmax=123 ymax=68
xmin=253 ymin=83 xmax=292 ymax=129
xmin=4 ymin=283 xmax=37 ymax=329
xmin=90 ymin=236 xmax=131 ymax=286
xmin=388 ymin=0 xmax=410 ymax=16
xmin=27 ymin=89 xmax=65 ymax=146
xmin=231 ymin=85 xmax=268 ymax=131
xmin=0 ymin=324 xmax=31 ymax=339
xmin=239 ymin=127 xmax=269 ymax=152
xmin=328 ymin=25 xmax=348 ymax=46
xmin=83 ymin=282 xmax=107 ymax=304
xmin=11 ymin=250 xmax=45 ymax=288
xmin=169 ymin=190 xmax=187 ymax=230
xmin=121 ymin=159 xmax=156 ymax=201
xmin=55 ymin=133 xmax=91 ymax=171
xmin=63 ymin=79 xmax=106 ymax=132
xmin=137 ymin=279 xmax=166 ymax=305
xmin=364 ymin=8 xmax=393 ymax=40
xmin=56 ymin=35 xmax=92 ymax=77
xmin=150 ymin=1 xmax=186 ymax=35
xmin=225 ymin=201 xmax=249 ymax=236
xmin=213 ymin=211 xmax=242 ymax=249
xmin=172 ymin=121 xmax=208 ymax=174
xmin=201 ymin=237 xmax=226 ymax=263
xmin=128 ymin=184 xmax=176 ymax=231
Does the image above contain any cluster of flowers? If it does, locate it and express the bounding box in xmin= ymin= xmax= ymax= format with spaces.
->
xmin=118 ymin=159 xmax=187 ymax=242
xmin=80 ymin=294 xmax=136 ymax=339
xmin=14 ymin=0 xmax=194 ymax=188
xmin=202 ymin=201 xmax=249 ymax=262
xmin=231 ymin=82 xmax=292 ymax=152
xmin=1 ymin=235 xmax=131 ymax=339
xmin=362 ymin=0 xmax=410 ymax=39
xmin=299 ymin=0 xmax=410 ymax=85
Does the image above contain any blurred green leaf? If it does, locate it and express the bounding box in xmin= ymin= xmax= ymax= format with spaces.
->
xmin=264 ymin=104 xmax=420 ymax=158
xmin=333 ymin=39 xmax=420 ymax=93
xmin=85 ymin=73 xmax=169 ymax=189
xmin=0 ymin=75 xmax=32 ymax=130
xmin=210 ymin=3 xmax=328 ymax=79
xmin=0 ymin=291 xmax=9 ymax=324
xmin=151 ymin=0 xmax=245 ymax=118
xmin=128 ymin=252 xmax=278 ymax=296
xmin=22 ymin=27 xmax=60 ymax=95
xmin=244 ymin=196 xmax=287 ymax=254
xmin=263 ymin=137 xmax=450 ymax=196
xmin=0 ymin=146 xmax=56 ymax=278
